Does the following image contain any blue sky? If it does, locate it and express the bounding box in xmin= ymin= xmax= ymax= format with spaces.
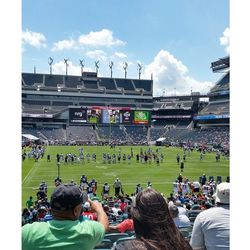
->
xmin=22 ymin=0 xmax=229 ymax=96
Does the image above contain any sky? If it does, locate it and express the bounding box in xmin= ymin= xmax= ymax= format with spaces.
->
xmin=22 ymin=0 xmax=229 ymax=97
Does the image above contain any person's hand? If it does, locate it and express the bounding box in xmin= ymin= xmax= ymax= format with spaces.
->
xmin=89 ymin=199 xmax=103 ymax=214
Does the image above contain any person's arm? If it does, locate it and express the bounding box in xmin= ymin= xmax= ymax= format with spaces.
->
xmin=109 ymin=225 xmax=119 ymax=232
xmin=89 ymin=200 xmax=109 ymax=231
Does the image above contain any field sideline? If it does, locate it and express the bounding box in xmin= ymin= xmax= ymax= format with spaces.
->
xmin=22 ymin=145 xmax=229 ymax=207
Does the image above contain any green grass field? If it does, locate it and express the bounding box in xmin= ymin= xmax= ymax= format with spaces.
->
xmin=22 ymin=145 xmax=229 ymax=208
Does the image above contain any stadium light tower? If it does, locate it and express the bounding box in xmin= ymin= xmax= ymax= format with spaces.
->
xmin=109 ymin=61 xmax=114 ymax=78
xmin=64 ymin=58 xmax=69 ymax=77
xmin=137 ymin=63 xmax=142 ymax=80
xmin=162 ymin=88 xmax=166 ymax=96
xmin=48 ymin=57 xmax=54 ymax=75
xmin=79 ymin=59 xmax=85 ymax=75
xmin=123 ymin=62 xmax=128 ymax=79
xmin=95 ymin=60 xmax=100 ymax=75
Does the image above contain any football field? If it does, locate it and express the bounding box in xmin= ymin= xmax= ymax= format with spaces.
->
xmin=22 ymin=145 xmax=229 ymax=207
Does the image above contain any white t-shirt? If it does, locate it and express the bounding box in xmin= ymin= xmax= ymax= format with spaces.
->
xmin=190 ymin=205 xmax=230 ymax=250
xmin=173 ymin=214 xmax=191 ymax=228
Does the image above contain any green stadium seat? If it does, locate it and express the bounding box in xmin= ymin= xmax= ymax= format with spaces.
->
xmin=113 ymin=236 xmax=136 ymax=249
xmin=104 ymin=233 xmax=130 ymax=244
xmin=94 ymin=239 xmax=113 ymax=249
xmin=178 ymin=227 xmax=192 ymax=240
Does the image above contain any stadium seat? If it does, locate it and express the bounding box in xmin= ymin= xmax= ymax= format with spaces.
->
xmin=188 ymin=210 xmax=202 ymax=218
xmin=94 ymin=239 xmax=113 ymax=249
xmin=113 ymin=236 xmax=136 ymax=249
xmin=189 ymin=216 xmax=197 ymax=223
xmin=216 ymin=176 xmax=222 ymax=183
xmin=104 ymin=233 xmax=130 ymax=244
xmin=178 ymin=227 xmax=192 ymax=241
xmin=126 ymin=230 xmax=135 ymax=236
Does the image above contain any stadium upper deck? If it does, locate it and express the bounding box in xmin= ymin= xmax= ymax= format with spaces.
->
xmin=193 ymin=57 xmax=230 ymax=127
xmin=22 ymin=71 xmax=152 ymax=95
xmin=22 ymin=71 xmax=153 ymax=119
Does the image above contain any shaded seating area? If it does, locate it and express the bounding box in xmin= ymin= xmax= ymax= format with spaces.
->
xmin=115 ymin=78 xmax=135 ymax=91
xmin=133 ymin=79 xmax=152 ymax=92
xmin=64 ymin=75 xmax=81 ymax=88
xmin=99 ymin=78 xmax=117 ymax=90
xmin=45 ymin=74 xmax=64 ymax=87
xmin=22 ymin=73 xmax=43 ymax=86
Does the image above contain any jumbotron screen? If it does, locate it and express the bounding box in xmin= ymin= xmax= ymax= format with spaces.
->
xmin=69 ymin=107 xmax=150 ymax=125
xmin=133 ymin=110 xmax=150 ymax=125
xmin=69 ymin=107 xmax=87 ymax=123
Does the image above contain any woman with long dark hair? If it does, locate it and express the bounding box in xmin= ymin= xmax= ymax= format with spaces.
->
xmin=115 ymin=188 xmax=192 ymax=250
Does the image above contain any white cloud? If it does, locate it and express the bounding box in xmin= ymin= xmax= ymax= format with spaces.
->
xmin=52 ymin=60 xmax=93 ymax=76
xmin=220 ymin=27 xmax=230 ymax=54
xmin=22 ymin=29 xmax=47 ymax=48
xmin=50 ymin=29 xmax=126 ymax=52
xmin=114 ymin=52 xmax=127 ymax=59
xmin=51 ymin=39 xmax=76 ymax=52
xmin=78 ymin=29 xmax=126 ymax=47
xmin=86 ymin=50 xmax=107 ymax=61
xmin=142 ymin=50 xmax=213 ymax=96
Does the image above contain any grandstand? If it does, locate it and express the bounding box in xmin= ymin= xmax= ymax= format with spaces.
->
xmin=22 ymin=56 xmax=229 ymax=149
xmin=193 ymin=56 xmax=230 ymax=128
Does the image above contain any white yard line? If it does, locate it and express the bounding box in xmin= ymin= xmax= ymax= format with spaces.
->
xmin=22 ymin=161 xmax=41 ymax=185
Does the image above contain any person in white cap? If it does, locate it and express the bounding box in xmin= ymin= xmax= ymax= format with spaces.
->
xmin=190 ymin=182 xmax=230 ymax=250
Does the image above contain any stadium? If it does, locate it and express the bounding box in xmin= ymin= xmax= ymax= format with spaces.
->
xmin=22 ymin=56 xmax=230 ymax=247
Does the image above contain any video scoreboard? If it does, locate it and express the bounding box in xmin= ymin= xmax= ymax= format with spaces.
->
xmin=69 ymin=107 xmax=151 ymax=125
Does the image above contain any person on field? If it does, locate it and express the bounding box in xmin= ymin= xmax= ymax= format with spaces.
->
xmin=180 ymin=160 xmax=184 ymax=172
xmin=113 ymin=178 xmax=123 ymax=196
xmin=22 ymin=184 xmax=109 ymax=250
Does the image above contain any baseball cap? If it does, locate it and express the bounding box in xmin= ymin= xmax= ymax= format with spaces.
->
xmin=83 ymin=201 xmax=91 ymax=209
xmin=213 ymin=182 xmax=230 ymax=204
xmin=50 ymin=184 xmax=88 ymax=211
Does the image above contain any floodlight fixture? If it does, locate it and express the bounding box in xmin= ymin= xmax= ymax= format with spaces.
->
xmin=162 ymin=88 xmax=166 ymax=96
xmin=123 ymin=62 xmax=128 ymax=79
xmin=109 ymin=61 xmax=114 ymax=78
xmin=79 ymin=59 xmax=85 ymax=75
xmin=64 ymin=58 xmax=69 ymax=76
xmin=137 ymin=63 xmax=142 ymax=80
xmin=48 ymin=57 xmax=54 ymax=75
xmin=95 ymin=60 xmax=100 ymax=75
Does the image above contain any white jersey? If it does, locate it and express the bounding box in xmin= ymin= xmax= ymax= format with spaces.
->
xmin=173 ymin=182 xmax=178 ymax=194
xmin=202 ymin=184 xmax=210 ymax=195
xmin=193 ymin=181 xmax=201 ymax=189
xmin=181 ymin=183 xmax=189 ymax=195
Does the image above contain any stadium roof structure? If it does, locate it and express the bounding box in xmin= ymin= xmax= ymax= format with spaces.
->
xmin=22 ymin=134 xmax=40 ymax=141
xmin=211 ymin=56 xmax=230 ymax=73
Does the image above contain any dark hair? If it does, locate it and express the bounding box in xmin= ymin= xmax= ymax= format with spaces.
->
xmin=131 ymin=188 xmax=192 ymax=250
